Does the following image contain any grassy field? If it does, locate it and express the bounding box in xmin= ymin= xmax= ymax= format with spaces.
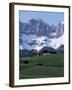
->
xmin=19 ymin=54 xmax=64 ymax=79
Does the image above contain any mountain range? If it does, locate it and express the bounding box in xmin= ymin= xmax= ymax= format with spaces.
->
xmin=19 ymin=18 xmax=64 ymax=56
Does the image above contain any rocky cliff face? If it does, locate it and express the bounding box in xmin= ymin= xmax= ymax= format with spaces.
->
xmin=19 ymin=18 xmax=64 ymax=56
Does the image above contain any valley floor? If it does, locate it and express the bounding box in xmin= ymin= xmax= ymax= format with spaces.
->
xmin=19 ymin=54 xmax=64 ymax=79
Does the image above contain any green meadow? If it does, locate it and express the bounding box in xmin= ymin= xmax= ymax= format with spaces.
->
xmin=19 ymin=54 xmax=64 ymax=79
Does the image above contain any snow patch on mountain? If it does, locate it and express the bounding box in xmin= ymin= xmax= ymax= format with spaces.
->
xmin=49 ymin=34 xmax=64 ymax=49
xmin=20 ymin=34 xmax=64 ymax=51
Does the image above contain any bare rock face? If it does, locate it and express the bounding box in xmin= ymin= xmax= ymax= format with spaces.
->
xmin=19 ymin=18 xmax=64 ymax=56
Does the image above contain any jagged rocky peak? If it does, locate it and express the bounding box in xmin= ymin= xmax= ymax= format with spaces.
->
xmin=19 ymin=18 xmax=64 ymax=38
xmin=19 ymin=18 xmax=64 ymax=53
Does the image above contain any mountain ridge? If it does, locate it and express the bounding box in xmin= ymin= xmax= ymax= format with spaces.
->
xmin=19 ymin=18 xmax=64 ymax=54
